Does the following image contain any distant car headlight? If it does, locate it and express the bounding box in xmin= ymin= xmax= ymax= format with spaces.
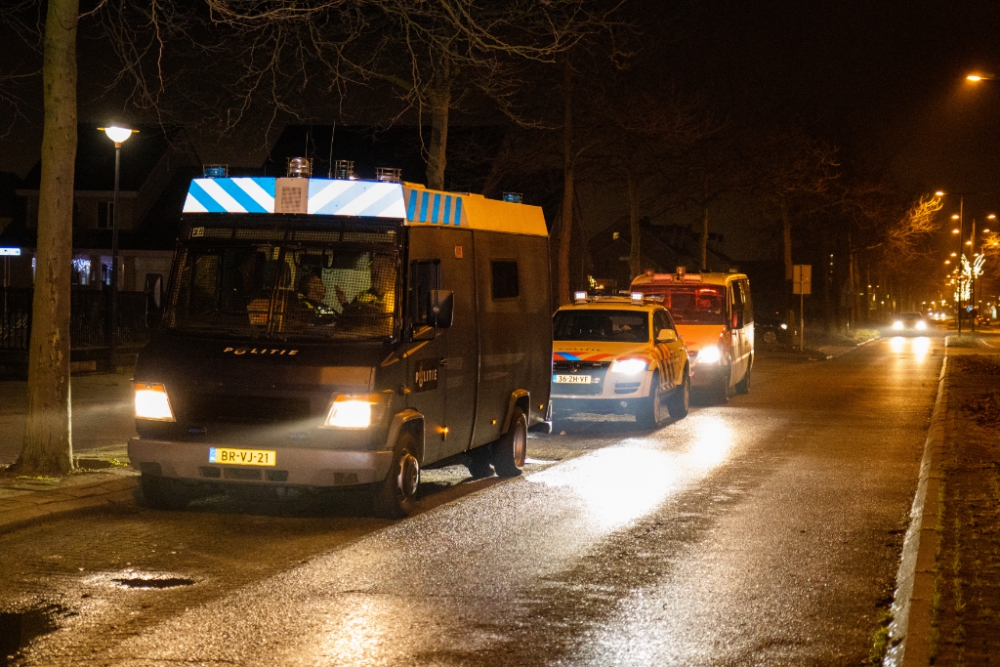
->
xmin=610 ymin=358 xmax=649 ymax=375
xmin=916 ymin=320 xmax=927 ymax=330
xmin=696 ymin=345 xmax=722 ymax=364
xmin=134 ymin=383 xmax=176 ymax=422
xmin=323 ymin=394 xmax=387 ymax=429
xmin=780 ymin=323 xmax=788 ymax=330
xmin=892 ymin=320 xmax=904 ymax=330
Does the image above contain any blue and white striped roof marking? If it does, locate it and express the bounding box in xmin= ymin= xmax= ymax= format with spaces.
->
xmin=308 ymin=180 xmax=407 ymax=218
xmin=404 ymin=188 xmax=464 ymax=226
xmin=183 ymin=178 xmax=276 ymax=213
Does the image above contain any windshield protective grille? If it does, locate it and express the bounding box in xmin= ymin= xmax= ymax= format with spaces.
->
xmin=636 ymin=286 xmax=725 ymax=325
xmin=167 ymin=216 xmax=401 ymax=341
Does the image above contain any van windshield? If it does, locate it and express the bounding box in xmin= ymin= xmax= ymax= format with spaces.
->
xmin=166 ymin=237 xmax=399 ymax=341
xmin=637 ymin=285 xmax=725 ymax=325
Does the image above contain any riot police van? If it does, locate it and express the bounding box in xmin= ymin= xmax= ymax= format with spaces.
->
xmin=128 ymin=161 xmax=552 ymax=517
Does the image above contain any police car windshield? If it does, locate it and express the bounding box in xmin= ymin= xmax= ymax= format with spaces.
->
xmin=165 ymin=240 xmax=398 ymax=341
xmin=553 ymin=310 xmax=649 ymax=342
xmin=637 ymin=286 xmax=725 ymax=325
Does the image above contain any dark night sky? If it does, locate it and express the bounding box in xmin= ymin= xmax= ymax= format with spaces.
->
xmin=5 ymin=0 xmax=1000 ymax=242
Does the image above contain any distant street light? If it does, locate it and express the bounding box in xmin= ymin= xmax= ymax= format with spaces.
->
xmin=99 ymin=124 xmax=137 ymax=370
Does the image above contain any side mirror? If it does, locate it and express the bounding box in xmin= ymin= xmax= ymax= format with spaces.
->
xmin=429 ymin=290 xmax=454 ymax=329
xmin=656 ymin=329 xmax=678 ymax=343
xmin=144 ymin=274 xmax=163 ymax=327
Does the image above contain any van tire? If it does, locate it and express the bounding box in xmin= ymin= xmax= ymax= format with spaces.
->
xmin=373 ymin=431 xmax=420 ymax=518
xmin=140 ymin=474 xmax=191 ymax=511
xmin=666 ymin=371 xmax=690 ymax=419
xmin=735 ymin=365 xmax=751 ymax=395
xmin=711 ymin=366 xmax=731 ymax=405
xmin=492 ymin=407 xmax=527 ymax=477
xmin=636 ymin=373 xmax=665 ymax=428
xmin=465 ymin=446 xmax=495 ymax=479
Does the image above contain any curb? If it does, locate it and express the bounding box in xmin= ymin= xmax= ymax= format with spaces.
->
xmin=883 ymin=356 xmax=949 ymax=666
xmin=0 ymin=476 xmax=138 ymax=536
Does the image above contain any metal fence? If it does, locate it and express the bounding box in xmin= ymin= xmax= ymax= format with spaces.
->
xmin=0 ymin=288 xmax=151 ymax=351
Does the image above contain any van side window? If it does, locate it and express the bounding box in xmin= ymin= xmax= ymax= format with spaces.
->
xmin=741 ymin=280 xmax=753 ymax=323
xmin=491 ymin=260 xmax=519 ymax=300
xmin=409 ymin=260 xmax=441 ymax=323
xmin=731 ymin=281 xmax=744 ymax=316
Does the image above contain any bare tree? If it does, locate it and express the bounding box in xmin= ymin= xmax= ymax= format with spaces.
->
xmin=192 ymin=0 xmax=622 ymax=190
xmin=10 ymin=0 xmax=78 ymax=476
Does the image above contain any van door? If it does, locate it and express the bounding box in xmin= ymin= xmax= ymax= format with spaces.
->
xmin=406 ymin=228 xmax=478 ymax=464
xmin=730 ymin=279 xmax=750 ymax=383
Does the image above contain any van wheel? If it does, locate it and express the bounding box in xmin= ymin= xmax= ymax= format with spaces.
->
xmin=373 ymin=432 xmax=420 ymax=518
xmin=465 ymin=446 xmax=495 ymax=479
xmin=636 ymin=373 xmax=665 ymax=428
xmin=140 ymin=474 xmax=191 ymax=511
xmin=735 ymin=365 xmax=751 ymax=394
xmin=666 ymin=371 xmax=690 ymax=419
xmin=711 ymin=366 xmax=731 ymax=404
xmin=492 ymin=407 xmax=527 ymax=477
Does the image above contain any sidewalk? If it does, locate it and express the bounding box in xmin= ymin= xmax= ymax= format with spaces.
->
xmin=0 ymin=369 xmax=139 ymax=535
xmin=884 ymin=331 xmax=1000 ymax=667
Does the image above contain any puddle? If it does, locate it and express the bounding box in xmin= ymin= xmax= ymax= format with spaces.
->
xmin=0 ymin=604 xmax=64 ymax=667
xmin=111 ymin=575 xmax=196 ymax=589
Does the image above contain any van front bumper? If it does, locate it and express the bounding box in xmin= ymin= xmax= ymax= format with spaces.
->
xmin=128 ymin=438 xmax=392 ymax=488
xmin=690 ymin=363 xmax=728 ymax=388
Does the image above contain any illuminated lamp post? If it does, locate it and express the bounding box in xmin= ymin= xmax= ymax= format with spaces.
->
xmin=100 ymin=124 xmax=136 ymax=370
xmin=937 ymin=191 xmax=966 ymax=334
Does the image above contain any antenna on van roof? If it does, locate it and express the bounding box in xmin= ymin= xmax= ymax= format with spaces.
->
xmin=327 ymin=122 xmax=336 ymax=178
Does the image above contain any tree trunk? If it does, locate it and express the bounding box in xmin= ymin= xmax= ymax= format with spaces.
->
xmin=627 ymin=168 xmax=641 ymax=280
xmin=15 ymin=0 xmax=79 ymax=476
xmin=425 ymin=88 xmax=450 ymax=191
xmin=781 ymin=201 xmax=793 ymax=281
xmin=557 ymin=59 xmax=574 ymax=306
xmin=700 ymin=173 xmax=709 ymax=272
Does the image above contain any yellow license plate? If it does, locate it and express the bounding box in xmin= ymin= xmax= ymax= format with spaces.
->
xmin=208 ymin=447 xmax=277 ymax=467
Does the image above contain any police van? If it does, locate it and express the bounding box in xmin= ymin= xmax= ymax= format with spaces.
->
xmin=630 ymin=269 xmax=753 ymax=404
xmin=128 ymin=161 xmax=552 ymax=517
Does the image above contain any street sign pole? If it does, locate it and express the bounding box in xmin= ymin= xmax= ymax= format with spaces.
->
xmin=793 ymin=264 xmax=812 ymax=352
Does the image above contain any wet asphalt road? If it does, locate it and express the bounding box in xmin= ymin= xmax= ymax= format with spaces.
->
xmin=0 ymin=334 xmax=944 ymax=666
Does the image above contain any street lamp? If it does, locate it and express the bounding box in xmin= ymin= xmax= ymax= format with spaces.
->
xmin=100 ymin=124 xmax=136 ymax=371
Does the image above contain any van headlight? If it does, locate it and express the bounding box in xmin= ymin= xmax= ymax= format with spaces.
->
xmin=916 ymin=320 xmax=927 ymax=330
xmin=696 ymin=345 xmax=722 ymax=364
xmin=609 ymin=359 xmax=649 ymax=375
xmin=323 ymin=394 xmax=382 ymax=429
xmin=134 ymin=383 xmax=176 ymax=422
xmin=892 ymin=320 xmax=903 ymax=330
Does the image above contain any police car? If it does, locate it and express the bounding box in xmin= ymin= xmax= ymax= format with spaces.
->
xmin=551 ymin=292 xmax=690 ymax=427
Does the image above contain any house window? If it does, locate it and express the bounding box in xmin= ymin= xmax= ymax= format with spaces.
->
xmin=98 ymin=201 xmax=115 ymax=229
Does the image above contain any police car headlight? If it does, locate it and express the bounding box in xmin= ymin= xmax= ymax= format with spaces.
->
xmin=323 ymin=394 xmax=382 ymax=429
xmin=134 ymin=383 xmax=176 ymax=422
xmin=697 ymin=345 xmax=722 ymax=364
xmin=609 ymin=359 xmax=648 ymax=375
xmin=892 ymin=320 xmax=904 ymax=330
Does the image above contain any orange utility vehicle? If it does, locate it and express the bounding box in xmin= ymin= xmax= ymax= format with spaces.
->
xmin=630 ymin=269 xmax=753 ymax=403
